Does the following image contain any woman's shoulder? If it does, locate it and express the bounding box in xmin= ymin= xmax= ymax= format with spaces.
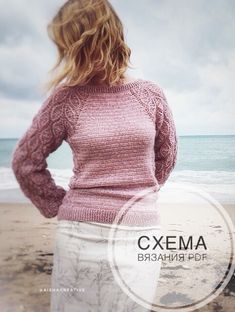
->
xmin=138 ymin=78 xmax=165 ymax=99
xmin=49 ymin=84 xmax=73 ymax=100
xmin=48 ymin=83 xmax=89 ymax=104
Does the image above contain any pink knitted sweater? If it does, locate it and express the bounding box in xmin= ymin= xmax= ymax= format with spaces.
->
xmin=11 ymin=78 xmax=177 ymax=226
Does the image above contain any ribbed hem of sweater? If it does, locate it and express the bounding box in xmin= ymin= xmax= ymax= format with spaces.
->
xmin=57 ymin=206 xmax=161 ymax=227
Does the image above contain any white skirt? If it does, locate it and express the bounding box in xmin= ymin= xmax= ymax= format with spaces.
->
xmin=50 ymin=220 xmax=162 ymax=312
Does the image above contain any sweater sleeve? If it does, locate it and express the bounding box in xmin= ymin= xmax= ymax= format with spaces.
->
xmin=154 ymin=87 xmax=178 ymax=188
xmin=11 ymin=86 xmax=68 ymax=218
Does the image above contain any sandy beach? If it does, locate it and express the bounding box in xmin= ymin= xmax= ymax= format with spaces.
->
xmin=0 ymin=203 xmax=57 ymax=312
xmin=0 ymin=203 xmax=235 ymax=312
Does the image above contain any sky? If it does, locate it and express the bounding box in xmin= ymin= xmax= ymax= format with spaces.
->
xmin=0 ymin=0 xmax=234 ymax=138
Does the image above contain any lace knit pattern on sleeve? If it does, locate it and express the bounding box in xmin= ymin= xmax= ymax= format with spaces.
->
xmin=11 ymin=86 xmax=88 ymax=218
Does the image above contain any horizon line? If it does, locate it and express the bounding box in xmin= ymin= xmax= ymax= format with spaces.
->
xmin=1 ymin=134 xmax=235 ymax=140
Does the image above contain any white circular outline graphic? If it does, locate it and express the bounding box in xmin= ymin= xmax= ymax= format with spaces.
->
xmin=107 ymin=182 xmax=235 ymax=312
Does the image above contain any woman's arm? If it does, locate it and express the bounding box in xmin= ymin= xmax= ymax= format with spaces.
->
xmin=154 ymin=87 xmax=178 ymax=188
xmin=11 ymin=86 xmax=69 ymax=218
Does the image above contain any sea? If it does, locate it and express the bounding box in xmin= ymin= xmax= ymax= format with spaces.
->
xmin=0 ymin=135 xmax=235 ymax=205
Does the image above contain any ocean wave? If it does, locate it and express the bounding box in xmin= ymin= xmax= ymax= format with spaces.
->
xmin=170 ymin=170 xmax=235 ymax=184
xmin=0 ymin=167 xmax=235 ymax=204
xmin=0 ymin=167 xmax=72 ymax=190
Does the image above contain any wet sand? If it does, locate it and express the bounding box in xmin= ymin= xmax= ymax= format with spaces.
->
xmin=0 ymin=203 xmax=234 ymax=312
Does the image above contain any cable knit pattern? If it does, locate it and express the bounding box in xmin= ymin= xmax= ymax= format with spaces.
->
xmin=11 ymin=78 xmax=178 ymax=225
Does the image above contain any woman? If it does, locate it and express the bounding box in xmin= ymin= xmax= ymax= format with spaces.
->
xmin=11 ymin=0 xmax=178 ymax=311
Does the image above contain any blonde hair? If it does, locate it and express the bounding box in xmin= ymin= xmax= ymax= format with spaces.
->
xmin=45 ymin=0 xmax=133 ymax=91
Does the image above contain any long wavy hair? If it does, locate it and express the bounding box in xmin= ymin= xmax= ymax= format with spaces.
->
xmin=45 ymin=0 xmax=133 ymax=91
